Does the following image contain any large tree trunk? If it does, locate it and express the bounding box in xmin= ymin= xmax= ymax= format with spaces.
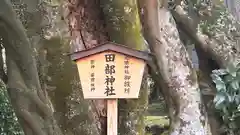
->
xmin=169 ymin=2 xmax=221 ymax=135
xmin=35 ymin=1 xmax=102 ymax=134
xmin=8 ymin=1 xmax=102 ymax=134
xmin=171 ymin=1 xmax=240 ymax=134
xmin=138 ymin=0 xmax=176 ymax=126
xmin=66 ymin=0 xmax=150 ymax=134
xmin=0 ymin=0 xmax=63 ymax=134
xmin=99 ymin=0 xmax=149 ymax=135
xmin=65 ymin=0 xmax=110 ymax=134
xmin=138 ymin=0 xmax=209 ymax=134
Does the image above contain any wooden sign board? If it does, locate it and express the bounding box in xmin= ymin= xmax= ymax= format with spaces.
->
xmin=70 ymin=42 xmax=150 ymax=135
xmin=70 ymin=42 xmax=149 ymax=99
xmin=76 ymin=51 xmax=145 ymax=99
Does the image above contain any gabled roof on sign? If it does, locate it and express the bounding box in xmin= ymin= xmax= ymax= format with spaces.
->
xmin=70 ymin=42 xmax=151 ymax=61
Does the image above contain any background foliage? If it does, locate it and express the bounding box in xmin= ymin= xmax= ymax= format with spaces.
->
xmin=0 ymin=82 xmax=23 ymax=135
xmin=211 ymin=63 xmax=240 ymax=134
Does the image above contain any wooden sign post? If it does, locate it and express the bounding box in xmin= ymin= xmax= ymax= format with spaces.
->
xmin=70 ymin=42 xmax=149 ymax=135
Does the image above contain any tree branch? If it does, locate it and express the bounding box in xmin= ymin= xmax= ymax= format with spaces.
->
xmin=19 ymin=109 xmax=45 ymax=135
xmin=138 ymin=0 xmax=207 ymax=134
xmin=172 ymin=5 xmax=240 ymax=68
xmin=0 ymin=1 xmax=63 ymax=134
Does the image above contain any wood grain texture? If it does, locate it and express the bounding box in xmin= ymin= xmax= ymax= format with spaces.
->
xmin=107 ymin=99 xmax=118 ymax=135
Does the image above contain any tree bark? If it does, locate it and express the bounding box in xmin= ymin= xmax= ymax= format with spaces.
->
xmin=65 ymin=0 xmax=110 ymax=134
xmin=224 ymin=0 xmax=240 ymax=21
xmin=0 ymin=0 xmax=63 ymax=134
xmin=138 ymin=0 xmax=176 ymax=125
xmin=10 ymin=1 xmax=101 ymax=134
xmin=171 ymin=2 xmax=240 ymax=134
xmin=138 ymin=0 xmax=208 ymax=134
xmin=100 ymin=0 xmax=149 ymax=135
xmin=172 ymin=4 xmax=240 ymax=68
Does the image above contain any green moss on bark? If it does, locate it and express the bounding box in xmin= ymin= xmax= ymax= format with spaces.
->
xmin=42 ymin=37 xmax=99 ymax=135
xmin=101 ymin=0 xmax=147 ymax=51
xmin=100 ymin=0 xmax=149 ymax=134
